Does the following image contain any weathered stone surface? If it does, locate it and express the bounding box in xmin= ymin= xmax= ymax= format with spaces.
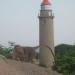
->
xmin=0 ymin=55 xmax=62 ymax=75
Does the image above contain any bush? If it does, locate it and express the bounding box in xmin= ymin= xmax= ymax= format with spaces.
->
xmin=0 ymin=47 xmax=12 ymax=59
xmin=53 ymin=44 xmax=75 ymax=75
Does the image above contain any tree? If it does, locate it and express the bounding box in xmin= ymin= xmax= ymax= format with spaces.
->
xmin=8 ymin=41 xmax=16 ymax=49
xmin=53 ymin=44 xmax=75 ymax=75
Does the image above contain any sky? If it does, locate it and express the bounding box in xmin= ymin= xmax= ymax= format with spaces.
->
xmin=0 ymin=0 xmax=75 ymax=46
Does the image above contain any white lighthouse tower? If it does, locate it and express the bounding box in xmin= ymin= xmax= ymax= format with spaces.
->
xmin=39 ymin=0 xmax=54 ymax=68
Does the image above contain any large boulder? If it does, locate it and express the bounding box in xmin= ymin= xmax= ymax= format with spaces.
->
xmin=12 ymin=45 xmax=36 ymax=62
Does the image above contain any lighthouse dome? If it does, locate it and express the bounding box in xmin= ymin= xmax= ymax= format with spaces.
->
xmin=41 ymin=0 xmax=52 ymax=10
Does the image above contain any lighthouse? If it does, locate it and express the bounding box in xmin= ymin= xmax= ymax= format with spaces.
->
xmin=39 ymin=0 xmax=54 ymax=68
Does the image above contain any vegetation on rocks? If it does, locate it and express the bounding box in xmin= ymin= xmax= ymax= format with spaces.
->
xmin=53 ymin=44 xmax=75 ymax=75
xmin=0 ymin=47 xmax=12 ymax=59
xmin=0 ymin=43 xmax=75 ymax=75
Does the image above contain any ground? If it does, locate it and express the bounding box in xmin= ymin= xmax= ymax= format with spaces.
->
xmin=0 ymin=55 xmax=62 ymax=75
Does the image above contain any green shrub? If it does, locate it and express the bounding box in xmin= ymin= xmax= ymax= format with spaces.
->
xmin=0 ymin=47 xmax=12 ymax=59
xmin=53 ymin=44 xmax=75 ymax=75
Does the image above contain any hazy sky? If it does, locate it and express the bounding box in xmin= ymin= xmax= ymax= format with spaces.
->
xmin=0 ymin=0 xmax=75 ymax=46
